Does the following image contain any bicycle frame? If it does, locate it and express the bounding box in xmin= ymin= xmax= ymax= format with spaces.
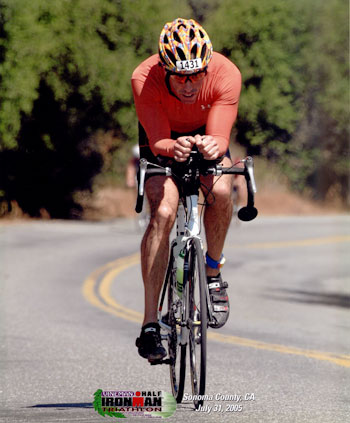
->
xmin=158 ymin=193 xmax=203 ymax=349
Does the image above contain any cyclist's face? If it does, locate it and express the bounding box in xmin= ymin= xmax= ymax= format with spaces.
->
xmin=169 ymin=72 xmax=206 ymax=104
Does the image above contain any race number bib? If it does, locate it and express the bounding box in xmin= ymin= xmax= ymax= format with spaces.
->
xmin=176 ymin=58 xmax=202 ymax=72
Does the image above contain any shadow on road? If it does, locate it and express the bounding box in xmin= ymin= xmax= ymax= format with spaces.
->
xmin=29 ymin=403 xmax=93 ymax=409
xmin=267 ymin=288 xmax=350 ymax=309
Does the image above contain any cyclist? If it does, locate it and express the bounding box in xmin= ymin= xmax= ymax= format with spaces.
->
xmin=132 ymin=18 xmax=241 ymax=361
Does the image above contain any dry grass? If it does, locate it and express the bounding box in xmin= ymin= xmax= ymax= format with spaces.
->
xmin=78 ymin=185 xmax=341 ymax=221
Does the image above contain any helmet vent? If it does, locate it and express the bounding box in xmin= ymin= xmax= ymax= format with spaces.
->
xmin=159 ymin=51 xmax=167 ymax=65
xmin=173 ymin=31 xmax=181 ymax=43
xmin=200 ymin=44 xmax=207 ymax=61
xmin=191 ymin=44 xmax=197 ymax=59
xmin=199 ymin=30 xmax=205 ymax=38
xmin=176 ymin=47 xmax=186 ymax=61
xmin=189 ymin=29 xmax=195 ymax=41
xmin=164 ymin=34 xmax=169 ymax=44
xmin=165 ymin=48 xmax=177 ymax=65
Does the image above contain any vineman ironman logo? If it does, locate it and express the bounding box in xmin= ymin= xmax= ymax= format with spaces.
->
xmin=93 ymin=389 xmax=176 ymax=419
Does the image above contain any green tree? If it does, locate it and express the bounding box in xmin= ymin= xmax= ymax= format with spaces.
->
xmin=292 ymin=0 xmax=349 ymax=202
xmin=206 ymin=0 xmax=349 ymax=203
xmin=0 ymin=0 xmax=191 ymax=217
xmin=207 ymin=0 xmax=306 ymax=156
xmin=0 ymin=0 xmax=191 ymax=149
xmin=188 ymin=0 xmax=220 ymax=23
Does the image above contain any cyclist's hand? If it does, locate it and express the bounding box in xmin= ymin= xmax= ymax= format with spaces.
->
xmin=195 ymin=135 xmax=220 ymax=160
xmin=174 ymin=136 xmax=195 ymax=162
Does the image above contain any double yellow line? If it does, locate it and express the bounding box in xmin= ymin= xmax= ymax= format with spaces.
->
xmin=82 ymin=236 xmax=350 ymax=368
xmin=82 ymin=253 xmax=143 ymax=324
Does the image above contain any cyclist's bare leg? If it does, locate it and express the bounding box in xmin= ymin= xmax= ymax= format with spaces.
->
xmin=201 ymin=156 xmax=234 ymax=277
xmin=141 ymin=176 xmax=179 ymax=326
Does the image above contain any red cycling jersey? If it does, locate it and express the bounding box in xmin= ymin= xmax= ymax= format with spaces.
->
xmin=131 ymin=52 xmax=241 ymax=157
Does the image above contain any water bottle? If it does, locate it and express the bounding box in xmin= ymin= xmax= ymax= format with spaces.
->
xmin=176 ymin=250 xmax=185 ymax=297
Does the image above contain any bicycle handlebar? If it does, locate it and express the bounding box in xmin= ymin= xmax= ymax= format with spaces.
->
xmin=135 ymin=154 xmax=258 ymax=222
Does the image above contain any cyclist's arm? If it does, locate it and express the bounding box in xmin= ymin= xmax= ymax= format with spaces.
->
xmin=203 ymin=62 xmax=241 ymax=156
xmin=204 ymin=102 xmax=239 ymax=156
xmin=132 ymin=78 xmax=176 ymax=157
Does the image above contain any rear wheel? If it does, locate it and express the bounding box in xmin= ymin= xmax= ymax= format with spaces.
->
xmin=187 ymin=238 xmax=207 ymax=409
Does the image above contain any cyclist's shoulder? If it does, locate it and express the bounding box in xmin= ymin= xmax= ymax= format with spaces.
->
xmin=209 ymin=52 xmax=241 ymax=76
xmin=132 ymin=54 xmax=163 ymax=80
xmin=207 ymin=53 xmax=241 ymax=98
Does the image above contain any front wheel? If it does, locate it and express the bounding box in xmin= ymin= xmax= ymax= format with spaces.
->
xmin=187 ymin=238 xmax=207 ymax=409
xmin=167 ymin=255 xmax=186 ymax=403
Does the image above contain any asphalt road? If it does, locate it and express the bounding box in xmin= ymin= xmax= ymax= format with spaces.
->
xmin=0 ymin=215 xmax=349 ymax=422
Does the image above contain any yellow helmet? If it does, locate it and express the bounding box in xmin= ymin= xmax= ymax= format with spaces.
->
xmin=159 ymin=18 xmax=213 ymax=73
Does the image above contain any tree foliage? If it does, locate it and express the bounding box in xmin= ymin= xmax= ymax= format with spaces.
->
xmin=0 ymin=0 xmax=190 ymax=217
xmin=294 ymin=0 xmax=349 ymax=201
xmin=207 ymin=0 xmax=307 ymax=153
xmin=207 ymin=0 xmax=349 ymax=202
xmin=0 ymin=0 xmax=191 ymax=148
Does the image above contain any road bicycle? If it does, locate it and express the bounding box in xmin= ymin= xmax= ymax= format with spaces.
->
xmin=135 ymin=150 xmax=257 ymax=409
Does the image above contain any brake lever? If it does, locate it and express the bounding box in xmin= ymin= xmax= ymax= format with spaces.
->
xmin=238 ymin=156 xmax=258 ymax=221
xmin=243 ymin=156 xmax=257 ymax=193
xmin=135 ymin=158 xmax=147 ymax=213
xmin=139 ymin=158 xmax=147 ymax=196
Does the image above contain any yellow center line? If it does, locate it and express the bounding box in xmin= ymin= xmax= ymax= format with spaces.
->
xmin=82 ymin=253 xmax=142 ymax=323
xmin=207 ymin=332 xmax=350 ymax=368
xmin=82 ymin=238 xmax=350 ymax=368
xmin=98 ymin=255 xmax=143 ymax=323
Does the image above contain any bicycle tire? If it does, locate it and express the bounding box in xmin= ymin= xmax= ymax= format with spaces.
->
xmin=167 ymin=254 xmax=187 ymax=403
xmin=187 ymin=237 xmax=207 ymax=409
